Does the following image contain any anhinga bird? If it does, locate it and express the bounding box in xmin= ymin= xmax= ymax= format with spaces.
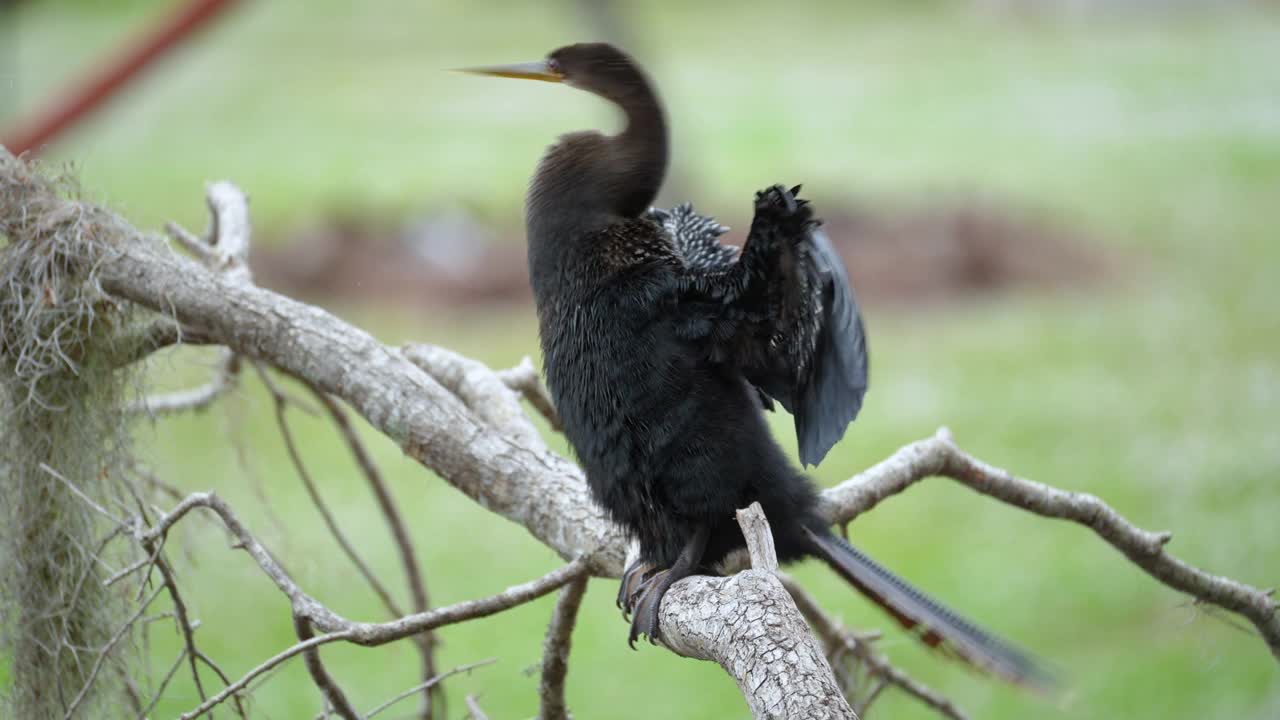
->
xmin=462 ymin=43 xmax=1049 ymax=687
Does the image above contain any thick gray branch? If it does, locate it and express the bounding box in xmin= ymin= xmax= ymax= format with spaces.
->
xmin=659 ymin=571 xmax=856 ymax=719
xmin=101 ymin=236 xmax=627 ymax=573
xmin=652 ymin=504 xmax=854 ymax=718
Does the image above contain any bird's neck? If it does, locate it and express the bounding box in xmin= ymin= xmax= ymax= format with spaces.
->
xmin=610 ymin=83 xmax=668 ymax=218
xmin=525 ymin=75 xmax=669 ymax=294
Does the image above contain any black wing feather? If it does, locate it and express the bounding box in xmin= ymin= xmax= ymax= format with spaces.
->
xmin=653 ymin=187 xmax=869 ymax=466
xmin=795 ymin=225 xmax=868 ymax=466
xmin=646 ymin=203 xmax=737 ymax=272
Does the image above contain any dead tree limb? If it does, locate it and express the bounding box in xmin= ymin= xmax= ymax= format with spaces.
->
xmin=295 ymin=614 xmax=360 ymax=720
xmin=364 ymin=660 xmax=495 ymax=720
xmin=818 ymin=428 xmax=1279 ymax=660
xmin=538 ymin=574 xmax=589 ymax=720
xmin=309 ymin=385 xmax=441 ymax=720
xmin=126 ymin=489 xmax=588 ymax=720
xmin=2 ymin=151 xmax=1275 ymax=718
xmin=781 ymin=573 xmax=967 ymax=720
xmin=654 ymin=504 xmax=856 ymax=719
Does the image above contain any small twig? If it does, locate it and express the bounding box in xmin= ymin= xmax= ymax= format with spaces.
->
xmin=310 ymin=385 xmax=440 ymax=718
xmin=130 ymin=349 xmax=240 ymax=416
xmin=364 ymin=660 xmax=496 ymax=719
xmin=538 ymin=574 xmax=589 ymax=720
xmin=495 ymin=355 xmax=562 ymax=431
xmin=40 ymin=462 xmax=127 ymax=526
xmin=154 ymin=552 xmax=211 ymax=710
xmin=857 ymin=677 xmax=890 ymax=717
xmin=133 ymin=179 xmax=252 ymax=415
xmin=133 ymin=464 xmax=185 ymax=503
xmin=118 ymin=669 xmax=146 ymax=718
xmin=270 ymin=377 xmax=404 ymax=618
xmin=123 ymin=475 xmax=249 ymax=720
xmin=63 ymin=584 xmax=166 ymax=720
xmin=465 ymin=695 xmax=491 ymax=720
xmin=203 ymin=181 xmax=252 ymax=281
xmin=781 ymin=574 xmax=968 ymax=720
xmin=165 ymin=221 xmax=217 ymax=266
xmin=295 ymin=615 xmax=359 ymax=720
xmin=178 ymin=633 xmax=341 ymax=720
xmin=252 ymin=361 xmax=320 ymax=415
xmin=139 ymin=649 xmax=189 ymax=720
xmin=735 ymin=502 xmax=779 ymax=573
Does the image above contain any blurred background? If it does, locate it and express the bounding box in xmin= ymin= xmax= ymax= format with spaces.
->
xmin=3 ymin=0 xmax=1277 ymax=718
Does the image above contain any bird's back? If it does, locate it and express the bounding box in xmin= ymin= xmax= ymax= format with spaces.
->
xmin=533 ymin=217 xmax=822 ymax=568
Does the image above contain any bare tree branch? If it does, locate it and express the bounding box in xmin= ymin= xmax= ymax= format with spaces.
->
xmin=623 ymin=503 xmax=859 ymax=718
xmin=465 ymin=694 xmax=491 ymax=720
xmin=309 ymin=385 xmax=441 ymax=719
xmin=126 ymin=179 xmax=252 ymax=414
xmin=496 ymin=356 xmax=562 ymax=431
xmin=144 ymin=487 xmax=588 ymax=720
xmin=295 ymin=614 xmax=360 ymax=720
xmin=139 ymin=649 xmax=189 ymax=719
xmin=819 ymin=427 xmax=1280 ymax=660
xmin=405 ymin=344 xmax=546 ymax=450
xmin=364 ymin=660 xmax=496 ymax=720
xmin=129 ymin=349 xmax=240 ymax=416
xmin=781 ymin=574 xmax=968 ymax=720
xmin=270 ymin=377 xmax=404 ymax=618
xmin=538 ymin=574 xmax=588 ymax=720
xmin=151 ymin=552 xmax=212 ymax=713
xmin=62 ymin=584 xmax=165 ymax=720
xmin=199 ymin=181 xmax=253 ymax=283
xmin=736 ymin=502 xmax=779 ymax=573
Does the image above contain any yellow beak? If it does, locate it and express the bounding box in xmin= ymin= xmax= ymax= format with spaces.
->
xmin=454 ymin=60 xmax=564 ymax=83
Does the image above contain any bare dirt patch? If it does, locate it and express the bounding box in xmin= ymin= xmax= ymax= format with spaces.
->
xmin=251 ymin=196 xmax=1114 ymax=310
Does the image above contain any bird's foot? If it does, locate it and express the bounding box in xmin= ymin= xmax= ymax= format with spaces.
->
xmin=617 ymin=559 xmax=659 ymax=618
xmin=754 ymin=184 xmax=817 ymax=234
xmin=627 ymin=569 xmax=672 ymax=648
xmin=623 ymin=525 xmax=709 ymax=649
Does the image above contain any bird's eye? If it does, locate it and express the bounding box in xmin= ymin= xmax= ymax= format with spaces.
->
xmin=547 ymin=58 xmax=562 ymax=74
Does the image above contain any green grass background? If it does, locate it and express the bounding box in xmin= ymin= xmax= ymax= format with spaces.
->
xmin=3 ymin=1 xmax=1278 ymax=718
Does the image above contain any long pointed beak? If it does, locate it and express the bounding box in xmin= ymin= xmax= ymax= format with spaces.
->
xmin=454 ymin=60 xmax=564 ymax=83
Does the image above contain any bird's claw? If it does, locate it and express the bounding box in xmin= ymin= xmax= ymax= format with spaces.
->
xmin=626 ymin=569 xmax=670 ymax=648
xmin=617 ymin=560 xmax=659 ymax=619
xmin=754 ymin=184 xmax=816 ymax=231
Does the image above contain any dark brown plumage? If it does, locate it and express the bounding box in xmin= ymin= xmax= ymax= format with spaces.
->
xmin=462 ymin=42 xmax=1050 ymax=688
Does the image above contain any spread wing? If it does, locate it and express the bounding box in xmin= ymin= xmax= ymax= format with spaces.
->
xmin=652 ymin=185 xmax=869 ymax=467
xmin=646 ymin=202 xmax=738 ymax=272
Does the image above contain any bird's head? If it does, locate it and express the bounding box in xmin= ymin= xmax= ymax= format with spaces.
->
xmin=457 ymin=43 xmax=651 ymax=105
xmin=459 ymin=43 xmax=668 ymax=225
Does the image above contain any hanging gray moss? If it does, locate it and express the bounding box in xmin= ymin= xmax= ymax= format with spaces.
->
xmin=0 ymin=153 xmax=142 ymax=719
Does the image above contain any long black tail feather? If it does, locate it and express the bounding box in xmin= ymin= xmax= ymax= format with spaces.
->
xmin=805 ymin=528 xmax=1055 ymax=690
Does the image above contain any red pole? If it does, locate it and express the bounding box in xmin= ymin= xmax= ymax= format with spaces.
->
xmin=2 ymin=0 xmax=242 ymax=156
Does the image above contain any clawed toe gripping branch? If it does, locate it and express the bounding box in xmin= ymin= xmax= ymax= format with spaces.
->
xmin=1 ymin=150 xmax=1275 ymax=719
